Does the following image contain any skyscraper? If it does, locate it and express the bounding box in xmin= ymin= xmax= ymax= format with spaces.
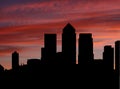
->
xmin=78 ymin=33 xmax=94 ymax=64
xmin=115 ymin=41 xmax=120 ymax=71
xmin=103 ymin=45 xmax=114 ymax=89
xmin=62 ymin=23 xmax=76 ymax=64
xmin=42 ymin=34 xmax=57 ymax=64
xmin=115 ymin=41 xmax=120 ymax=89
xmin=103 ymin=45 xmax=114 ymax=69
xmin=12 ymin=51 xmax=19 ymax=70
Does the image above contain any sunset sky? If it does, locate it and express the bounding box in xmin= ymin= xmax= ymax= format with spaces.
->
xmin=0 ymin=0 xmax=120 ymax=69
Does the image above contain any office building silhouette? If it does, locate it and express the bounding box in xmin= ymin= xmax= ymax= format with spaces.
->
xmin=103 ymin=46 xmax=114 ymax=69
xmin=78 ymin=33 xmax=94 ymax=64
xmin=42 ymin=34 xmax=57 ymax=64
xmin=27 ymin=59 xmax=41 ymax=66
xmin=27 ymin=59 xmax=41 ymax=70
xmin=62 ymin=23 xmax=76 ymax=64
xmin=103 ymin=45 xmax=114 ymax=89
xmin=115 ymin=41 xmax=120 ymax=71
xmin=12 ymin=51 xmax=19 ymax=70
xmin=114 ymin=41 xmax=120 ymax=89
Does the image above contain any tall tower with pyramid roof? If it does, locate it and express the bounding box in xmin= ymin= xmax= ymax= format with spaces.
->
xmin=62 ymin=23 xmax=76 ymax=64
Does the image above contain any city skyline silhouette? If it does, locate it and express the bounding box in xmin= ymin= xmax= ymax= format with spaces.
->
xmin=0 ymin=23 xmax=119 ymax=69
xmin=0 ymin=1 xmax=120 ymax=88
xmin=0 ymin=23 xmax=119 ymax=89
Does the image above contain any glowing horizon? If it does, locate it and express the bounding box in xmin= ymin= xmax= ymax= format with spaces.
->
xmin=0 ymin=0 xmax=120 ymax=69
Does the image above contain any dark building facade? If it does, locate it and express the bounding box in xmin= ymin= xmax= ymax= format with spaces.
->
xmin=27 ymin=59 xmax=41 ymax=69
xmin=78 ymin=33 xmax=94 ymax=64
xmin=62 ymin=23 xmax=76 ymax=64
xmin=12 ymin=51 xmax=19 ymax=70
xmin=103 ymin=45 xmax=114 ymax=89
xmin=41 ymin=47 xmax=45 ymax=63
xmin=42 ymin=34 xmax=57 ymax=64
xmin=114 ymin=41 xmax=120 ymax=89
xmin=103 ymin=46 xmax=114 ymax=69
xmin=56 ymin=52 xmax=63 ymax=64
xmin=115 ymin=41 xmax=120 ymax=71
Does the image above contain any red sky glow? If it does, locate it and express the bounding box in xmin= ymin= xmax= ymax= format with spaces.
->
xmin=0 ymin=0 xmax=120 ymax=69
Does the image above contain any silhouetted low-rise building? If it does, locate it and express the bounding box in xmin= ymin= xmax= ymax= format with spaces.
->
xmin=27 ymin=59 xmax=41 ymax=71
xmin=27 ymin=59 xmax=41 ymax=66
